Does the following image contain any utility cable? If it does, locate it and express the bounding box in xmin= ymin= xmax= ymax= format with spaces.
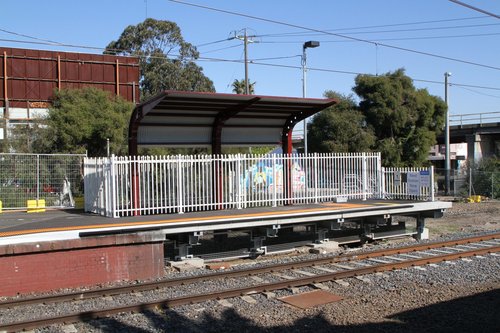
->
xmin=168 ymin=0 xmax=500 ymax=71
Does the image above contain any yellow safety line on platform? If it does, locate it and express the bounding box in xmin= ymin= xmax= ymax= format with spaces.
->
xmin=0 ymin=203 xmax=374 ymax=238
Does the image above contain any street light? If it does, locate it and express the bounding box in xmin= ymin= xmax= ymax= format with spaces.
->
xmin=444 ymin=72 xmax=452 ymax=195
xmin=302 ymin=41 xmax=320 ymax=155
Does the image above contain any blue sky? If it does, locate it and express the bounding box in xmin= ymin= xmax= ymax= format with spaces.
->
xmin=1 ymin=0 xmax=499 ymax=130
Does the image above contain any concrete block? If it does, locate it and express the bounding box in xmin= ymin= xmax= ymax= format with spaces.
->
xmin=312 ymin=283 xmax=329 ymax=290
xmin=309 ymin=241 xmax=340 ymax=254
xmin=415 ymin=227 xmax=429 ymax=240
xmin=27 ymin=199 xmax=45 ymax=213
xmin=167 ymin=258 xmax=205 ymax=272
xmin=334 ymin=279 xmax=350 ymax=287
xmin=241 ymin=295 xmax=257 ymax=304
xmin=263 ymin=291 xmax=276 ymax=299
xmin=217 ymin=299 xmax=233 ymax=307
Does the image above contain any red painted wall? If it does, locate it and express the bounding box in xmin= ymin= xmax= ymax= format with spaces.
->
xmin=0 ymin=46 xmax=140 ymax=108
xmin=0 ymin=242 xmax=164 ymax=297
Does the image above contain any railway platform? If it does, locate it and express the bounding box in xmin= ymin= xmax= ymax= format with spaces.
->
xmin=0 ymin=199 xmax=450 ymax=244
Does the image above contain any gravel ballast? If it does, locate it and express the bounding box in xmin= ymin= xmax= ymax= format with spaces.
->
xmin=7 ymin=201 xmax=500 ymax=332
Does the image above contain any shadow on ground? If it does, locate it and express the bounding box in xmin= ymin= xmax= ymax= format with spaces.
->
xmin=86 ymin=288 xmax=499 ymax=333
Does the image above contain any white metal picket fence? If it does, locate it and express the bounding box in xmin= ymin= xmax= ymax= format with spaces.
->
xmin=84 ymin=153 xmax=434 ymax=218
xmin=382 ymin=166 xmax=435 ymax=201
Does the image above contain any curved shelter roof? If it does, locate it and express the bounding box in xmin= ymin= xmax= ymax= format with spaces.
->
xmin=128 ymin=91 xmax=337 ymax=155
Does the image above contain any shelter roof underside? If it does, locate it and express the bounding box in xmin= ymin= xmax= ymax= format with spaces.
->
xmin=129 ymin=91 xmax=336 ymax=152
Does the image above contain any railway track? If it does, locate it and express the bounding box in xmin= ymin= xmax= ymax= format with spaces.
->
xmin=1 ymin=232 xmax=499 ymax=332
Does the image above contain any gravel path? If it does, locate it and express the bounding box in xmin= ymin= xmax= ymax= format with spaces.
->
xmin=14 ymin=201 xmax=500 ymax=332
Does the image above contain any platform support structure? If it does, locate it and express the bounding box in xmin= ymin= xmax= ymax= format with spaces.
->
xmin=415 ymin=216 xmax=429 ymax=240
xmin=250 ymin=233 xmax=267 ymax=256
xmin=315 ymin=227 xmax=329 ymax=244
xmin=174 ymin=232 xmax=203 ymax=260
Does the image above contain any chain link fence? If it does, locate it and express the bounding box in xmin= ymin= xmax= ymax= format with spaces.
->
xmin=0 ymin=153 xmax=86 ymax=210
xmin=434 ymin=167 xmax=500 ymax=199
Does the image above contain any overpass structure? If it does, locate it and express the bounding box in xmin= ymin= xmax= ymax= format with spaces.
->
xmin=436 ymin=112 xmax=500 ymax=161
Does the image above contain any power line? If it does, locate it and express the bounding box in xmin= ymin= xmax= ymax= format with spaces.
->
xmin=258 ymin=22 xmax=500 ymax=38
xmin=256 ymin=15 xmax=491 ymax=37
xmin=455 ymin=86 xmax=500 ymax=99
xmin=195 ymin=55 xmax=500 ymax=92
xmin=201 ymin=44 xmax=241 ymax=54
xmin=260 ymin=32 xmax=500 ymax=44
xmin=1 ymin=37 xmax=500 ymax=92
xmin=0 ymin=28 xmax=65 ymax=45
xmin=449 ymin=0 xmax=500 ymax=20
xmin=168 ymin=0 xmax=500 ymax=71
xmin=195 ymin=38 xmax=234 ymax=48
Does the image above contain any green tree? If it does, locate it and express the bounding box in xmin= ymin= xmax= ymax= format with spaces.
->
xmin=9 ymin=120 xmax=47 ymax=153
xmin=35 ymin=87 xmax=133 ymax=156
xmin=105 ymin=18 xmax=215 ymax=100
xmin=308 ymin=91 xmax=375 ymax=153
xmin=354 ymin=69 xmax=446 ymax=167
xmin=231 ymin=79 xmax=255 ymax=94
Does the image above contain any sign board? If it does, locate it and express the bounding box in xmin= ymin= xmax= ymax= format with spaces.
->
xmin=419 ymin=170 xmax=430 ymax=188
xmin=407 ymin=172 xmax=420 ymax=196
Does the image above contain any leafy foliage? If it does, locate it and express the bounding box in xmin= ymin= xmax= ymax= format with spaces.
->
xmin=35 ymin=87 xmax=133 ymax=156
xmin=8 ymin=120 xmax=47 ymax=153
xmin=105 ymin=18 xmax=215 ymax=99
xmin=354 ymin=69 xmax=446 ymax=166
xmin=463 ymin=157 xmax=500 ymax=198
xmin=309 ymin=91 xmax=375 ymax=153
xmin=231 ymin=79 xmax=256 ymax=94
xmin=309 ymin=69 xmax=446 ymax=167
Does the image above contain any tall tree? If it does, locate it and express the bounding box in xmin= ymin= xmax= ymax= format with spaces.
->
xmin=231 ymin=79 xmax=255 ymax=94
xmin=354 ymin=69 xmax=446 ymax=167
xmin=34 ymin=87 xmax=133 ymax=156
xmin=308 ymin=91 xmax=375 ymax=153
xmin=105 ymin=18 xmax=215 ymax=100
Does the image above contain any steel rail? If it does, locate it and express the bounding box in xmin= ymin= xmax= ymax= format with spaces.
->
xmin=1 ymin=244 xmax=498 ymax=332
xmin=0 ymin=232 xmax=498 ymax=310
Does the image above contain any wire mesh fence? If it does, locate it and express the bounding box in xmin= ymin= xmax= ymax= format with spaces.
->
xmin=0 ymin=153 xmax=86 ymax=209
xmin=434 ymin=168 xmax=500 ymax=199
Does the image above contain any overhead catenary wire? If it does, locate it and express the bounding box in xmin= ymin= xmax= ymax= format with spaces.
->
xmin=168 ymin=0 xmax=500 ymax=72
xmin=260 ymin=32 xmax=500 ymax=44
xmin=257 ymin=22 xmax=500 ymax=38
xmin=255 ymin=15 xmax=492 ymax=37
xmin=1 ymin=37 xmax=500 ymax=93
xmin=449 ymin=0 xmax=500 ymax=20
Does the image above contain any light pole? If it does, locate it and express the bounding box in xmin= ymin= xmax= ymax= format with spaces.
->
xmin=302 ymin=41 xmax=320 ymax=155
xmin=444 ymin=72 xmax=451 ymax=195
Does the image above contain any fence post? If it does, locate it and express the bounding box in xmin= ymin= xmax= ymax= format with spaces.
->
xmin=362 ymin=152 xmax=367 ymax=201
xmin=110 ymin=155 xmax=117 ymax=218
xmin=177 ymin=155 xmax=184 ymax=214
xmin=469 ymin=167 xmax=472 ymax=197
xmin=236 ymin=154 xmax=242 ymax=209
xmin=36 ymin=154 xmax=40 ymax=202
xmin=430 ymin=165 xmax=435 ymax=202
xmin=377 ymin=154 xmax=383 ymax=199
xmin=314 ymin=153 xmax=318 ymax=203
xmin=272 ymin=154 xmax=277 ymax=207
xmin=381 ymin=167 xmax=386 ymax=199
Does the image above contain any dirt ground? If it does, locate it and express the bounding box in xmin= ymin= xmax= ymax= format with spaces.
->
xmin=426 ymin=199 xmax=500 ymax=238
